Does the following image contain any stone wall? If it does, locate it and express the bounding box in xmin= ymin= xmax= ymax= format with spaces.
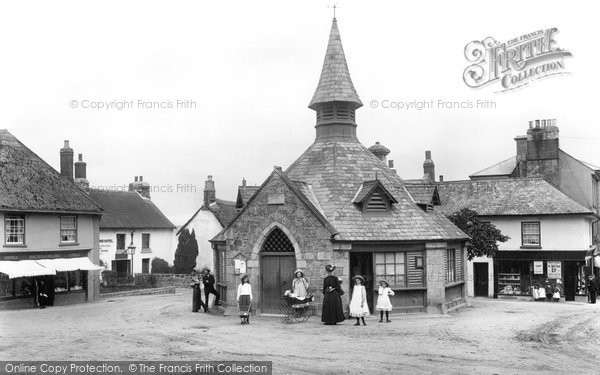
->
xmin=141 ymin=273 xmax=195 ymax=288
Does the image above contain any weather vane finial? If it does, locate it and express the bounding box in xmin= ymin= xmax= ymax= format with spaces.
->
xmin=327 ymin=2 xmax=340 ymax=20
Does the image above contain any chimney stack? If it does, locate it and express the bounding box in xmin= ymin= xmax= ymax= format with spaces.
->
xmin=439 ymin=175 xmax=444 ymax=182
xmin=74 ymin=153 xmax=89 ymax=190
xmin=423 ymin=150 xmax=435 ymax=182
xmin=204 ymin=175 xmax=216 ymax=208
xmin=368 ymin=142 xmax=391 ymax=163
xmin=60 ymin=140 xmax=74 ymax=181
xmin=129 ymin=175 xmax=151 ymax=199
xmin=242 ymin=177 xmax=247 ymax=187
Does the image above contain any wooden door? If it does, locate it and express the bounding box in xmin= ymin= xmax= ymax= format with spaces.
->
xmin=260 ymin=254 xmax=295 ymax=313
xmin=474 ymin=263 xmax=489 ymax=297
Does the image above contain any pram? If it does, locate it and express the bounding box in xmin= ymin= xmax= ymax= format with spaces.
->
xmin=280 ymin=290 xmax=315 ymax=323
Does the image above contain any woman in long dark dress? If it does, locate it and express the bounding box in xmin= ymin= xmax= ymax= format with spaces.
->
xmin=321 ymin=265 xmax=345 ymax=325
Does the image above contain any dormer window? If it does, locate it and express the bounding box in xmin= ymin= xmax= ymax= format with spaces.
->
xmin=366 ymin=192 xmax=388 ymax=211
xmin=352 ymin=180 xmax=397 ymax=213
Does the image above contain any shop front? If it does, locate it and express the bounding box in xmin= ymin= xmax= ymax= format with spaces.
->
xmin=0 ymin=250 xmax=101 ymax=310
xmin=494 ymin=251 xmax=588 ymax=301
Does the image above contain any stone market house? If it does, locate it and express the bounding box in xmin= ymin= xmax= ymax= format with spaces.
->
xmin=0 ymin=132 xmax=103 ymax=309
xmin=210 ymin=18 xmax=469 ymax=315
xmin=177 ymin=175 xmax=237 ymax=271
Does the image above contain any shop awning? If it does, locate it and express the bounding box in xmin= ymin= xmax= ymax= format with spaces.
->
xmin=36 ymin=257 xmax=103 ymax=272
xmin=0 ymin=260 xmax=56 ymax=279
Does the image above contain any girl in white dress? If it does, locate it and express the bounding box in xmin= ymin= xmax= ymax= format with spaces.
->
xmin=349 ymin=275 xmax=370 ymax=326
xmin=376 ymin=280 xmax=394 ymax=323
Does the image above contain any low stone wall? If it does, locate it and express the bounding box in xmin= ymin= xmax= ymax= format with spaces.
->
xmin=99 ymin=286 xmax=176 ymax=299
xmin=144 ymin=274 xmax=194 ymax=288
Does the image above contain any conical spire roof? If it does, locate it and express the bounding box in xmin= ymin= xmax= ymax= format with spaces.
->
xmin=308 ymin=19 xmax=363 ymax=110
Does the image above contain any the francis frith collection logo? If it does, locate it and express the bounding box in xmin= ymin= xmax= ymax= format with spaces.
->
xmin=463 ymin=28 xmax=572 ymax=92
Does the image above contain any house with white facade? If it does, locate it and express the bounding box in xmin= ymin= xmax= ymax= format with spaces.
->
xmin=177 ymin=176 xmax=238 ymax=270
xmin=436 ymin=178 xmax=595 ymax=301
xmin=89 ymin=180 xmax=175 ymax=275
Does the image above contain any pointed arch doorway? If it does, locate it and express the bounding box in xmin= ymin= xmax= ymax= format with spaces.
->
xmin=260 ymin=227 xmax=297 ymax=313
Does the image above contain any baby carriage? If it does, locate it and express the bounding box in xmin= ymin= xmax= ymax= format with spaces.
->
xmin=280 ymin=289 xmax=315 ymax=323
xmin=238 ymin=296 xmax=252 ymax=324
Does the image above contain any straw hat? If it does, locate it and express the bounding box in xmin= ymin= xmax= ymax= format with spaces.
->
xmin=379 ymin=279 xmax=390 ymax=287
xmin=352 ymin=275 xmax=365 ymax=283
xmin=294 ymin=269 xmax=304 ymax=277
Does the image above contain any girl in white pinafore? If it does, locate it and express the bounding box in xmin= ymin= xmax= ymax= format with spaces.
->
xmin=349 ymin=275 xmax=370 ymax=326
xmin=376 ymin=280 xmax=395 ymax=323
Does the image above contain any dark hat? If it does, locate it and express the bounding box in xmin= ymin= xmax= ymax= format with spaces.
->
xmin=203 ymin=267 xmax=211 ymax=273
xmin=379 ymin=279 xmax=390 ymax=287
xmin=325 ymin=264 xmax=336 ymax=272
xmin=240 ymin=274 xmax=249 ymax=282
xmin=352 ymin=275 xmax=365 ymax=283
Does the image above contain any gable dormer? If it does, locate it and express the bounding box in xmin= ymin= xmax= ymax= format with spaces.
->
xmin=352 ymin=180 xmax=398 ymax=212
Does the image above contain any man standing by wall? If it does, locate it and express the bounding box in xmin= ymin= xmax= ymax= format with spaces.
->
xmin=202 ymin=268 xmax=221 ymax=307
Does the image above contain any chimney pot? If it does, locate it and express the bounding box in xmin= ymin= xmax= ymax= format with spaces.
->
xmin=207 ymin=175 xmax=213 ymax=181
xmin=139 ymin=176 xmax=143 ymax=182
xmin=439 ymin=175 xmax=444 ymax=182
xmin=375 ymin=141 xmax=380 ymax=145
xmin=63 ymin=140 xmax=70 ymax=148
xmin=242 ymin=178 xmax=247 ymax=187
xmin=78 ymin=153 xmax=83 ymax=162
xmin=135 ymin=176 xmax=138 ymax=182
xmin=388 ymin=160 xmax=394 ymax=168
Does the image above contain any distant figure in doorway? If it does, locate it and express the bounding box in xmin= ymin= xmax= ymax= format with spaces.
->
xmin=321 ymin=265 xmax=345 ymax=325
xmin=544 ymin=280 xmax=553 ymax=302
xmin=237 ymin=274 xmax=253 ymax=324
xmin=376 ymin=280 xmax=395 ymax=323
xmin=202 ymin=268 xmax=221 ymax=307
xmin=588 ymin=275 xmax=597 ymax=304
xmin=349 ymin=275 xmax=369 ymax=326
xmin=292 ymin=269 xmax=309 ymax=298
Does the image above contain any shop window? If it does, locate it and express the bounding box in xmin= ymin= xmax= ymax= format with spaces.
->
xmin=446 ymin=249 xmax=456 ymax=282
xmin=54 ymin=271 xmax=84 ymax=292
xmin=68 ymin=271 xmax=84 ymax=290
xmin=0 ymin=274 xmax=13 ymax=297
xmin=498 ymin=260 xmax=532 ymax=295
xmin=142 ymin=233 xmax=151 ymax=251
xmin=375 ymin=252 xmax=406 ymax=287
xmin=60 ymin=216 xmax=77 ymax=243
xmin=14 ymin=278 xmax=33 ymax=296
xmin=4 ymin=215 xmax=25 ymax=245
xmin=116 ymin=234 xmax=126 ymax=250
xmin=142 ymin=258 xmax=150 ymax=274
xmin=521 ymin=222 xmax=541 ymax=246
xmin=54 ymin=272 xmax=68 ymax=292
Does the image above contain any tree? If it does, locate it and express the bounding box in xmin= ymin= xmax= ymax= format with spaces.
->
xmin=151 ymin=257 xmax=172 ymax=274
xmin=446 ymin=208 xmax=509 ymax=260
xmin=173 ymin=228 xmax=199 ymax=274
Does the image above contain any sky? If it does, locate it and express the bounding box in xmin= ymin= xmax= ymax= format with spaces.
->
xmin=1 ymin=0 xmax=599 ymax=225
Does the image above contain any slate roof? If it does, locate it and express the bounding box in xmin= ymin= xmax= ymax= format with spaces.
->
xmin=207 ymin=199 xmax=237 ymax=227
xmin=88 ymin=190 xmax=175 ymax=229
xmin=236 ymin=185 xmax=259 ymax=209
xmin=470 ymin=156 xmax=516 ymax=178
xmin=178 ymin=198 xmax=237 ymax=235
xmin=0 ymin=129 xmax=102 ymax=214
xmin=404 ymin=182 xmax=438 ymax=205
xmin=284 ymin=140 xmax=468 ymax=242
xmin=308 ymin=19 xmax=362 ymax=110
xmin=436 ymin=178 xmax=593 ymax=216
